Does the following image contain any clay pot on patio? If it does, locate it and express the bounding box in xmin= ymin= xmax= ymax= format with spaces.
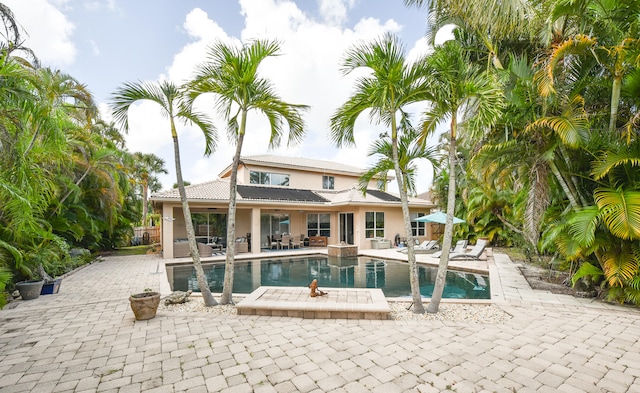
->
xmin=129 ymin=291 xmax=160 ymax=320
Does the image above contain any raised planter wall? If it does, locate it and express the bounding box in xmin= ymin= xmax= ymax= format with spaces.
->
xmin=328 ymin=244 xmax=358 ymax=258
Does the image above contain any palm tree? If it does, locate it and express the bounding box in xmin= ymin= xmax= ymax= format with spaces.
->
xmin=359 ymin=125 xmax=439 ymax=196
xmin=133 ymin=152 xmax=167 ymax=226
xmin=330 ymin=33 xmax=432 ymax=313
xmin=545 ymin=0 xmax=640 ymax=135
xmin=186 ymin=39 xmax=308 ymax=305
xmin=419 ymin=40 xmax=504 ymax=313
xmin=0 ymin=2 xmax=38 ymax=66
xmin=111 ymin=80 xmax=219 ymax=307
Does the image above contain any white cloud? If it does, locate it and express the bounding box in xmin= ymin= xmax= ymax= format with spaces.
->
xmin=318 ymin=0 xmax=353 ymax=26
xmin=4 ymin=0 xmax=76 ymax=67
xmin=165 ymin=8 xmax=236 ymax=85
xmin=434 ymin=24 xmax=456 ymax=45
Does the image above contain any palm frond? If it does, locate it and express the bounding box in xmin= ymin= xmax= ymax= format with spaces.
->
xmin=594 ymin=187 xmax=640 ymax=240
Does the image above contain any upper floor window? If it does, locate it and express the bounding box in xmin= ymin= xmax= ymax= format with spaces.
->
xmin=250 ymin=171 xmax=290 ymax=186
xmin=322 ymin=175 xmax=334 ymax=190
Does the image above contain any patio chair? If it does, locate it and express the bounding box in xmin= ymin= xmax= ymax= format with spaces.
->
xmin=449 ymin=239 xmax=488 ymax=260
xmin=290 ymin=235 xmax=302 ymax=249
xmin=281 ymin=234 xmax=292 ymax=249
xmin=397 ymin=240 xmax=439 ymax=254
xmin=267 ymin=235 xmax=279 ymax=250
xmin=197 ymin=242 xmax=214 ymax=257
xmin=432 ymin=240 xmax=468 ymax=258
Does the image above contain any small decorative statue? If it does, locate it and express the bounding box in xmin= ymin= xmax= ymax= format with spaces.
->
xmin=163 ymin=290 xmax=193 ymax=305
xmin=308 ymin=279 xmax=327 ymax=297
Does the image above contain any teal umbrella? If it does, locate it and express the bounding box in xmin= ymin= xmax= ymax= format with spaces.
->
xmin=414 ymin=211 xmax=465 ymax=224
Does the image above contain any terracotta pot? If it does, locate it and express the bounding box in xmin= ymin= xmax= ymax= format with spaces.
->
xmin=129 ymin=292 xmax=160 ymax=320
xmin=16 ymin=280 xmax=44 ymax=300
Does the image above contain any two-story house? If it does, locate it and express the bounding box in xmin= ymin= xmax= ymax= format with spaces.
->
xmin=151 ymin=155 xmax=436 ymax=258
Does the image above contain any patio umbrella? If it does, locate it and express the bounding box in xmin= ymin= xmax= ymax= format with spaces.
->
xmin=414 ymin=211 xmax=465 ymax=224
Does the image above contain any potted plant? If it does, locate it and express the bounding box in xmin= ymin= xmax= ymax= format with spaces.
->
xmin=15 ymin=279 xmax=45 ymax=300
xmin=129 ymin=288 xmax=161 ymax=320
xmin=16 ymin=238 xmax=69 ymax=299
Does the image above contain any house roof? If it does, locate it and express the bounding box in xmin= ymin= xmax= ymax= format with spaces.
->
xmin=218 ymin=154 xmax=377 ymax=178
xmin=151 ymin=180 xmax=433 ymax=208
xmin=152 ymin=180 xmax=231 ymax=201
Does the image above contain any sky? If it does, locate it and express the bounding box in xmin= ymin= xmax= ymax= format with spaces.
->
xmin=5 ymin=0 xmax=451 ymax=193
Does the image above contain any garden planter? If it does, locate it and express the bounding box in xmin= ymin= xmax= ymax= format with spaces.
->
xmin=40 ymin=278 xmax=62 ymax=295
xmin=129 ymin=291 xmax=160 ymax=320
xmin=16 ymin=280 xmax=44 ymax=300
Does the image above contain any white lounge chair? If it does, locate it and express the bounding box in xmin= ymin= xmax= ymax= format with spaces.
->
xmin=397 ymin=240 xmax=438 ymax=254
xmin=432 ymin=240 xmax=468 ymax=258
xmin=449 ymin=239 xmax=488 ymax=260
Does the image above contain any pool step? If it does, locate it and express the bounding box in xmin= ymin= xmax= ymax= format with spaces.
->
xmin=236 ymin=286 xmax=391 ymax=319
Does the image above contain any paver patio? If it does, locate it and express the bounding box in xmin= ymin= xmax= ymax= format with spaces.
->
xmin=1 ymin=252 xmax=639 ymax=392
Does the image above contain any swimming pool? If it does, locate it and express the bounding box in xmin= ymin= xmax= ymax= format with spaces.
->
xmin=167 ymin=255 xmax=490 ymax=299
xmin=168 ymin=255 xmax=490 ymax=299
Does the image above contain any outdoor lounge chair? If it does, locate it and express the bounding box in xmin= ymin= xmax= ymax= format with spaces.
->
xmin=431 ymin=240 xmax=468 ymax=258
xmin=197 ymin=242 xmax=215 ymax=257
xmin=398 ymin=240 xmax=439 ymax=254
xmin=449 ymin=239 xmax=488 ymax=260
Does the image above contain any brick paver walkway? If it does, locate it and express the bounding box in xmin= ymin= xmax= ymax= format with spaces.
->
xmin=1 ymin=253 xmax=639 ymax=392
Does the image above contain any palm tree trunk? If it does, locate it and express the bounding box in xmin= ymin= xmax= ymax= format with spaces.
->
xmin=221 ymin=111 xmax=247 ymax=305
xmin=609 ymin=76 xmax=621 ymax=134
xmin=55 ymin=166 xmax=91 ymax=214
xmin=548 ymin=159 xmax=580 ymax=209
xmin=523 ymin=162 xmax=549 ymax=251
xmin=141 ymin=176 xmax=149 ymax=226
xmin=427 ymin=119 xmax=457 ymax=314
xmin=172 ymin=123 xmax=217 ymax=307
xmin=391 ymin=117 xmax=424 ymax=313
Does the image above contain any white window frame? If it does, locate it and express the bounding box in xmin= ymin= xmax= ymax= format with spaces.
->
xmin=365 ymin=211 xmax=385 ymax=238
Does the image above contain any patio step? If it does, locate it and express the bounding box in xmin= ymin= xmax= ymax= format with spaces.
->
xmin=236 ymin=286 xmax=391 ymax=319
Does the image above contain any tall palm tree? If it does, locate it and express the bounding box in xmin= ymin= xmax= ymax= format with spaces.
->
xmin=330 ymin=33 xmax=432 ymax=313
xmin=419 ymin=40 xmax=504 ymax=313
xmin=133 ymin=152 xmax=167 ymax=226
xmin=111 ymin=80 xmax=219 ymax=307
xmin=186 ymin=39 xmax=308 ymax=305
xmin=359 ymin=125 xmax=439 ymax=196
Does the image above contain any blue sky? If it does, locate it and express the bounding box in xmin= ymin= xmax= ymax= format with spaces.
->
xmin=6 ymin=0 xmax=448 ymax=193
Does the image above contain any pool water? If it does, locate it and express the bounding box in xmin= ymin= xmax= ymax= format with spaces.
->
xmin=167 ymin=255 xmax=490 ymax=299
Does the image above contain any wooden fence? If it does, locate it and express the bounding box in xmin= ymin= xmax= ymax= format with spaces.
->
xmin=133 ymin=226 xmax=160 ymax=245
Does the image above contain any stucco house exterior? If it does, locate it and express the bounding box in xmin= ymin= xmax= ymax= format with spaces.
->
xmin=151 ymin=155 xmax=437 ymax=258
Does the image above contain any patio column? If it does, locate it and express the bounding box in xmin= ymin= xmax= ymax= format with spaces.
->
xmin=162 ymin=204 xmax=174 ymax=259
xmin=251 ymin=208 xmax=261 ymax=253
